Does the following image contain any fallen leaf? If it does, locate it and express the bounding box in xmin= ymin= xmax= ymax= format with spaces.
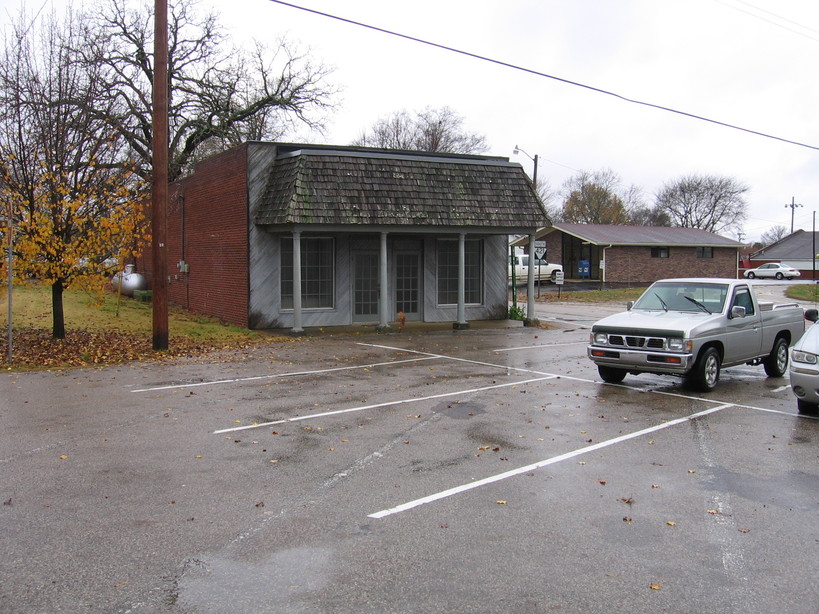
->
xmin=496 ymin=500 xmax=507 ymax=505
xmin=666 ymin=521 xmax=677 ymax=526
xmin=597 ymin=479 xmax=607 ymax=485
xmin=649 ymin=583 xmax=662 ymax=590
xmin=59 ymin=455 xmax=68 ymax=460
xmin=707 ymin=509 xmax=719 ymax=515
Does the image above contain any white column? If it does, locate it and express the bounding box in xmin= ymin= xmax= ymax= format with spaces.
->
xmin=525 ymin=232 xmax=537 ymax=326
xmin=377 ymin=231 xmax=390 ymax=331
xmin=454 ymin=232 xmax=469 ymax=329
xmin=292 ymin=230 xmax=303 ymax=334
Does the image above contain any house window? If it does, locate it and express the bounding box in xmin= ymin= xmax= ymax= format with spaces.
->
xmin=697 ymin=247 xmax=714 ymax=258
xmin=437 ymin=238 xmax=483 ymax=305
xmin=281 ymin=237 xmax=335 ymax=309
xmin=651 ymin=247 xmax=669 ymax=258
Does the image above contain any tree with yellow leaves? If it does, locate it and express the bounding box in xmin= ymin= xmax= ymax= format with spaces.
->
xmin=0 ymin=7 xmax=149 ymax=339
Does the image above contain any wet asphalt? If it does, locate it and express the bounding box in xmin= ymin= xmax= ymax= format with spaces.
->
xmin=1 ymin=281 xmax=818 ymax=613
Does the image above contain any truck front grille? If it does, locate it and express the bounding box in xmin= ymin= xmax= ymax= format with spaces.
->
xmin=607 ymin=335 xmax=665 ymax=349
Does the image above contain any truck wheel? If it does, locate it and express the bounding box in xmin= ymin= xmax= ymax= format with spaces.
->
xmin=598 ymin=365 xmax=627 ymax=384
xmin=687 ymin=347 xmax=720 ymax=392
xmin=763 ymin=337 xmax=789 ymax=377
xmin=797 ymin=399 xmax=819 ymax=416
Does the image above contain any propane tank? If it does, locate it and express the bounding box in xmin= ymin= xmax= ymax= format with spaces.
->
xmin=112 ymin=264 xmax=147 ymax=296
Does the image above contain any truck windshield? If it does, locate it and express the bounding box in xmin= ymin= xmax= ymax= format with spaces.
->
xmin=633 ymin=282 xmax=729 ymax=313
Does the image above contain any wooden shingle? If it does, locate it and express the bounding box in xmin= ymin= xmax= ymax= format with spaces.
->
xmin=254 ymin=149 xmax=547 ymax=230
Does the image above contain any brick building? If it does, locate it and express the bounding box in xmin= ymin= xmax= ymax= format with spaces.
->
xmin=138 ymin=142 xmax=548 ymax=331
xmin=746 ymin=229 xmax=819 ymax=280
xmin=515 ymin=223 xmax=741 ymax=284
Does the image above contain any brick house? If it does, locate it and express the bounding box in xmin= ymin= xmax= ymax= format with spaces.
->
xmin=138 ymin=142 xmax=548 ymax=331
xmin=746 ymin=229 xmax=819 ymax=279
xmin=515 ymin=223 xmax=741 ymax=284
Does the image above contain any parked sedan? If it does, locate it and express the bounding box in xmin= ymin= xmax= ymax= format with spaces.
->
xmin=744 ymin=262 xmax=801 ymax=279
xmin=789 ymin=308 xmax=819 ymax=415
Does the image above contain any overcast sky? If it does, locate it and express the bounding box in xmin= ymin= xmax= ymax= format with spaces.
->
xmin=3 ymin=0 xmax=818 ymax=242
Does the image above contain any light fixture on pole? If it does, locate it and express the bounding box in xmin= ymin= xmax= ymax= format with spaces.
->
xmin=785 ymin=196 xmax=802 ymax=233
xmin=513 ymin=145 xmax=538 ymax=188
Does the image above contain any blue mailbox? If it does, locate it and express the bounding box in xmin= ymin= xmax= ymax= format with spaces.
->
xmin=578 ymin=260 xmax=590 ymax=279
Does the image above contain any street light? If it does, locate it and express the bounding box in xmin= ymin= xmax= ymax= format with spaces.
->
xmin=785 ymin=196 xmax=802 ymax=233
xmin=513 ymin=145 xmax=538 ymax=188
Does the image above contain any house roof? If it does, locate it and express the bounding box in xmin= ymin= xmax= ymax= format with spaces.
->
xmin=749 ymin=229 xmax=818 ymax=260
xmin=542 ymin=223 xmax=743 ymax=247
xmin=253 ymin=145 xmax=548 ymax=231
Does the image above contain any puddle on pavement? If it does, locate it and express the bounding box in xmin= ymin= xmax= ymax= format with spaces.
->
xmin=432 ymin=400 xmax=486 ymax=419
xmin=176 ymin=546 xmax=331 ymax=612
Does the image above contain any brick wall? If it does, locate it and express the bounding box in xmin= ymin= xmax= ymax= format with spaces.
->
xmin=141 ymin=145 xmax=250 ymax=327
xmin=604 ymin=245 xmax=737 ymax=283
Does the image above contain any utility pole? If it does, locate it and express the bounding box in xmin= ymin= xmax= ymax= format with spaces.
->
xmin=785 ymin=196 xmax=802 ymax=233
xmin=151 ymin=0 xmax=169 ymax=350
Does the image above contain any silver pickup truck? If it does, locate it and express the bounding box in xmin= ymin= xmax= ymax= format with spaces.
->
xmin=587 ymin=278 xmax=805 ymax=391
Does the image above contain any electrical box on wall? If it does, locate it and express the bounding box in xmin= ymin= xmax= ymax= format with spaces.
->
xmin=177 ymin=260 xmax=190 ymax=273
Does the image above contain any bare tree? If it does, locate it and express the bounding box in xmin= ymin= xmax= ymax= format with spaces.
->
xmin=628 ymin=204 xmax=671 ymax=226
xmin=352 ymin=106 xmax=488 ymax=154
xmin=655 ymin=174 xmax=748 ymax=235
xmin=0 ymin=6 xmax=147 ymax=339
xmin=78 ymin=0 xmax=337 ymax=180
xmin=759 ymin=224 xmax=789 ymax=246
xmin=560 ymin=169 xmax=632 ymax=224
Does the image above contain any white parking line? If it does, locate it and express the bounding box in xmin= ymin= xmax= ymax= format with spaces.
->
xmin=131 ymin=356 xmax=438 ymax=392
xmin=493 ymin=341 xmax=587 ymax=352
xmin=212 ymin=375 xmax=558 ymax=434
xmin=368 ymin=404 xmax=734 ymax=519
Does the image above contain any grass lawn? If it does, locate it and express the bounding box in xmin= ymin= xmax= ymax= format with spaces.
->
xmin=785 ymin=284 xmax=819 ymax=302
xmin=0 ymin=281 xmax=288 ymax=370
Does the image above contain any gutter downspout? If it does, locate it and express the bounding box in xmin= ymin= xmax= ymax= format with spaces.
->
xmin=601 ymin=245 xmax=611 ymax=289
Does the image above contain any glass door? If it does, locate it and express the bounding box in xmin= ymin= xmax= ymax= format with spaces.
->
xmin=353 ymin=253 xmax=379 ymax=322
xmin=395 ymin=252 xmax=421 ymax=321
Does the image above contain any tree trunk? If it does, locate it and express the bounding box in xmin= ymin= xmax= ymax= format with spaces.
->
xmin=51 ymin=279 xmax=66 ymax=339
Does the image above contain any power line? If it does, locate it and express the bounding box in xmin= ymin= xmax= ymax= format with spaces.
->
xmin=268 ymin=0 xmax=819 ymax=152
xmin=712 ymin=0 xmax=819 ymax=42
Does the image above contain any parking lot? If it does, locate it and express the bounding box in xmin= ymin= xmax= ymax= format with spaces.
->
xmin=1 ymin=300 xmax=818 ymax=613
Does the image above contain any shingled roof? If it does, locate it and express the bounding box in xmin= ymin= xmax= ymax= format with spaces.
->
xmin=547 ymin=223 xmax=743 ymax=246
xmin=254 ymin=147 xmax=547 ymax=231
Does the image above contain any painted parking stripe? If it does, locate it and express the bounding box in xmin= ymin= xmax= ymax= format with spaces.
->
xmin=368 ymin=404 xmax=734 ymax=519
xmin=212 ymin=375 xmax=559 ymax=434
xmin=131 ymin=356 xmax=438 ymax=393
xmin=493 ymin=341 xmax=587 ymax=352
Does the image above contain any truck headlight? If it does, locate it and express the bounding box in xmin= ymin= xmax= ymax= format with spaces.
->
xmin=593 ymin=332 xmax=608 ymax=345
xmin=668 ymin=338 xmax=684 ymax=351
xmin=792 ymin=349 xmax=818 ymax=365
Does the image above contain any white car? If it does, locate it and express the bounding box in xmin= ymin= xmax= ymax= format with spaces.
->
xmin=744 ymin=262 xmax=801 ymax=280
xmin=789 ymin=308 xmax=819 ymax=415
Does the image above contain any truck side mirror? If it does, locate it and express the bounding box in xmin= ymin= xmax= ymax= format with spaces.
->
xmin=626 ymin=301 xmax=633 ymax=311
xmin=805 ymin=309 xmax=819 ymax=323
xmin=730 ymin=305 xmax=746 ymax=319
